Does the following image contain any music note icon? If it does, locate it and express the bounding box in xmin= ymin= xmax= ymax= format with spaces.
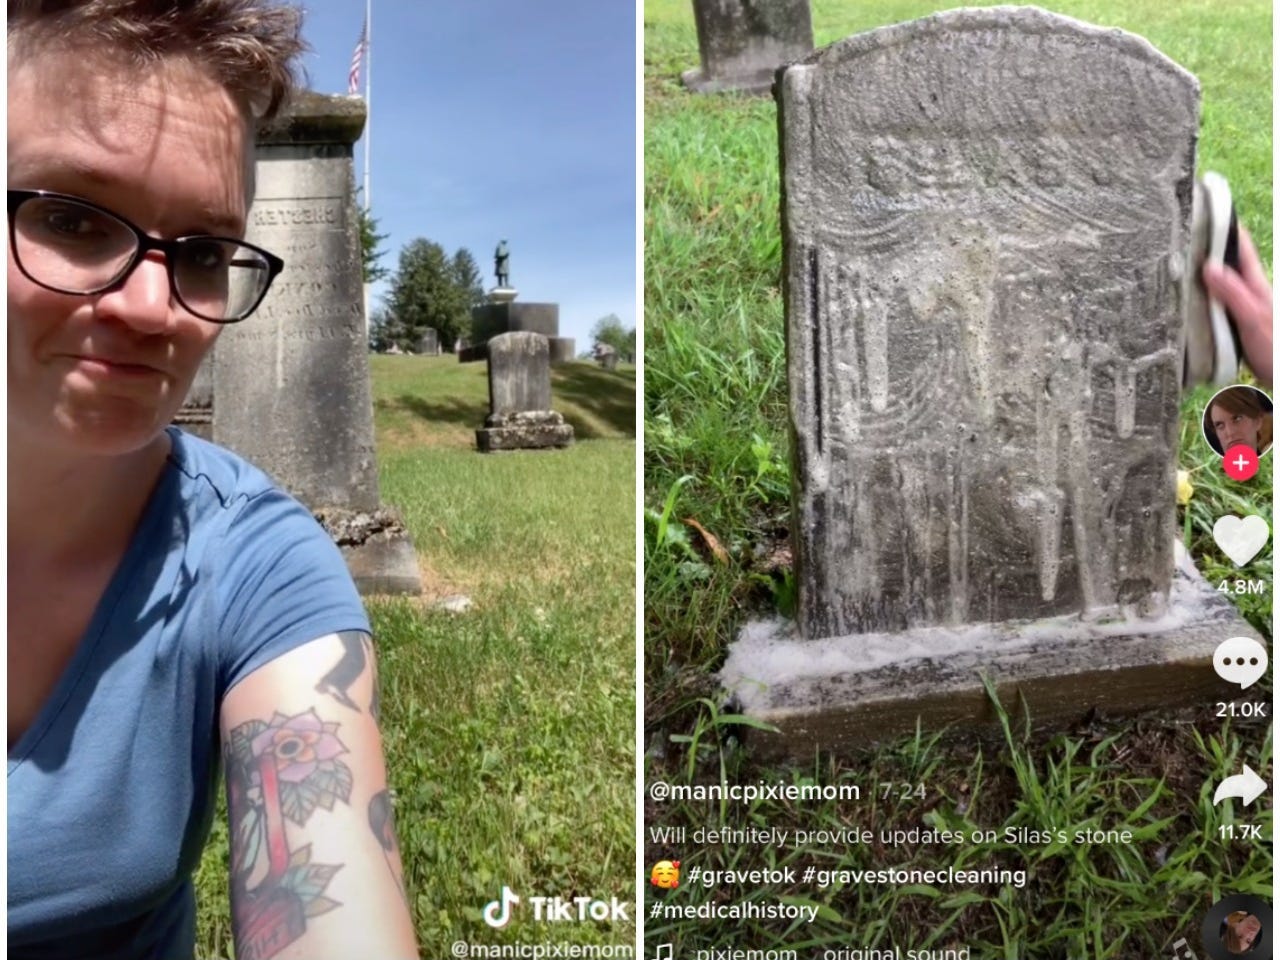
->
xmin=483 ymin=885 xmax=521 ymax=929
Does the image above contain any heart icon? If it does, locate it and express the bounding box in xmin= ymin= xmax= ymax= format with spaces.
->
xmin=1213 ymin=514 xmax=1270 ymax=567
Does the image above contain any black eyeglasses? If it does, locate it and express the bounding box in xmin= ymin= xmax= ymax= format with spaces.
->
xmin=7 ymin=189 xmax=284 ymax=323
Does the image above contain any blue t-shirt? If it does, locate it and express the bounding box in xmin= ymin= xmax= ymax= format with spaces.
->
xmin=8 ymin=428 xmax=372 ymax=960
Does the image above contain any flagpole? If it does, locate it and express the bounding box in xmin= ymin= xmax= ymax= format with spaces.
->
xmin=363 ymin=0 xmax=372 ymax=211
xmin=362 ymin=0 xmax=372 ymax=343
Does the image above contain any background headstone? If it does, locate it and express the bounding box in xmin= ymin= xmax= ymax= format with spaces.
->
xmin=490 ymin=332 xmax=552 ymax=414
xmin=593 ymin=343 xmax=619 ymax=371
xmin=683 ymin=0 xmax=814 ymax=95
xmin=476 ymin=332 xmax=575 ymax=452
xmin=214 ymin=91 xmax=419 ymax=594
xmin=416 ymin=329 xmax=440 ymax=356
xmin=216 ymin=92 xmax=377 ymax=511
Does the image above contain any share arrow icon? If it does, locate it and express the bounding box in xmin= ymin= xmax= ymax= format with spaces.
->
xmin=1213 ymin=765 xmax=1268 ymax=807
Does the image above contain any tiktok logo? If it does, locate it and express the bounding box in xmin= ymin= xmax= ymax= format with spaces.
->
xmin=483 ymin=885 xmax=520 ymax=929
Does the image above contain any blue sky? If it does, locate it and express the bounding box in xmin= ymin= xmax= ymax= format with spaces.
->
xmin=299 ymin=1 xmax=636 ymax=346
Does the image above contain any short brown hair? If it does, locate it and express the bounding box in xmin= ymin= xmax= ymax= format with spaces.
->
xmin=1205 ymin=385 xmax=1274 ymax=454
xmin=7 ymin=0 xmax=307 ymax=123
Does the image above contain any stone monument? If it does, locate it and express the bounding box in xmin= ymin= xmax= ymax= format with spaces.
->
xmin=719 ymin=8 xmax=1263 ymax=754
xmin=683 ymin=0 xmax=813 ymax=95
xmin=462 ymin=243 xmax=575 ymax=364
xmin=475 ymin=332 xmax=575 ymax=452
xmin=214 ymin=91 xmax=420 ymax=594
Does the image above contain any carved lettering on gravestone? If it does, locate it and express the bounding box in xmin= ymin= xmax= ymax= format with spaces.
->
xmin=216 ymin=156 xmax=380 ymax=511
xmin=780 ymin=8 xmax=1196 ymax=640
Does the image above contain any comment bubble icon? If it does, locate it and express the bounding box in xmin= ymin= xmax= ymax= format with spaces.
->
xmin=1213 ymin=637 xmax=1268 ymax=689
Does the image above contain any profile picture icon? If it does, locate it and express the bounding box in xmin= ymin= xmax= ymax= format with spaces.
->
xmin=1202 ymin=385 xmax=1273 ymax=457
xmin=1201 ymin=893 xmax=1271 ymax=959
xmin=1224 ymin=911 xmax=1263 ymax=954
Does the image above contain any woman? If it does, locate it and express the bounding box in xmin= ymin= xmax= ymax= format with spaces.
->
xmin=8 ymin=2 xmax=418 ymax=958
xmin=1203 ymin=385 xmax=1274 ymax=456
xmin=1223 ymin=910 xmax=1262 ymax=954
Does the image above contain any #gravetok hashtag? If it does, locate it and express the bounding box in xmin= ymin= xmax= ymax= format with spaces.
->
xmin=651 ymin=901 xmax=663 ymax=919
xmin=803 ymin=866 xmax=815 ymax=883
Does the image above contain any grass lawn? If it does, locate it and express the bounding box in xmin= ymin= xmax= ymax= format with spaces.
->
xmin=645 ymin=0 xmax=1272 ymax=955
xmin=196 ymin=356 xmax=636 ymax=955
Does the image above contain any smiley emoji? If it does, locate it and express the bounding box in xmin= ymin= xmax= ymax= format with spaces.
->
xmin=650 ymin=860 xmax=680 ymax=889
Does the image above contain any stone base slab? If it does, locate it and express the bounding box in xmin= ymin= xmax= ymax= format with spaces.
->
xmin=339 ymin=534 xmax=422 ymax=595
xmin=314 ymin=506 xmax=421 ymax=596
xmin=476 ymin=410 xmax=574 ymax=452
xmin=681 ymin=67 xmax=774 ymax=95
xmin=719 ymin=546 xmax=1262 ymax=758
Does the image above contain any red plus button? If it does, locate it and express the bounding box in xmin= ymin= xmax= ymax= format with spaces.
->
xmin=1223 ymin=444 xmax=1260 ymax=481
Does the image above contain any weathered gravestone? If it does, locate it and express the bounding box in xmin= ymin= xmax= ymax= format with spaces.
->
xmin=683 ymin=0 xmax=814 ymax=95
xmin=416 ymin=328 xmax=440 ymax=356
xmin=718 ymin=8 xmax=1264 ymax=755
xmin=214 ymin=91 xmax=420 ymax=594
xmin=475 ymin=332 xmax=575 ymax=452
xmin=594 ymin=344 xmax=619 ymax=371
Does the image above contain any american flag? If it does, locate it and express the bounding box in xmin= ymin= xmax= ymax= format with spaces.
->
xmin=348 ymin=20 xmax=367 ymax=95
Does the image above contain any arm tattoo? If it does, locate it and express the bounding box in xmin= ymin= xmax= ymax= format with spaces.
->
xmin=369 ymin=789 xmax=409 ymax=909
xmin=367 ymin=635 xmax=382 ymax=722
xmin=227 ymin=709 xmax=352 ymax=960
xmin=314 ymin=631 xmax=369 ymax=712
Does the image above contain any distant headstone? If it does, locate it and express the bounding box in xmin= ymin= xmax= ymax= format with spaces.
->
xmin=416 ymin=329 xmax=440 ymax=356
xmin=214 ymin=91 xmax=419 ymax=594
xmin=548 ymin=338 xmax=577 ymax=365
xmin=476 ymin=332 xmax=574 ymax=452
xmin=683 ymin=0 xmax=813 ymax=95
xmin=719 ymin=8 xmax=1262 ymax=754
xmin=594 ymin=343 xmax=619 ymax=371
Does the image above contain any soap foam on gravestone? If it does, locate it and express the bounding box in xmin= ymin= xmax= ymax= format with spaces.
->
xmin=1212 ymin=515 xmax=1269 ymax=567
xmin=780 ymin=7 xmax=1195 ymax=640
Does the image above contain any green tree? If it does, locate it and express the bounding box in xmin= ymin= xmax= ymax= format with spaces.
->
xmin=386 ymin=238 xmax=473 ymax=351
xmin=590 ymin=314 xmax=635 ymax=362
xmin=450 ymin=248 xmax=486 ymax=309
xmin=367 ymin=305 xmax=405 ymax=353
xmin=356 ymin=191 xmax=390 ymax=285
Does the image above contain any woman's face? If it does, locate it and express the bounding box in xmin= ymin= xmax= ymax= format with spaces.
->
xmin=1211 ymin=403 xmax=1263 ymax=453
xmin=7 ymin=50 xmax=251 ymax=458
xmin=1225 ymin=911 xmax=1261 ymax=953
